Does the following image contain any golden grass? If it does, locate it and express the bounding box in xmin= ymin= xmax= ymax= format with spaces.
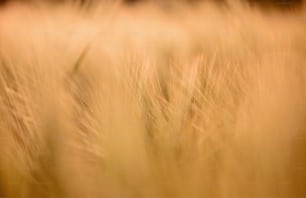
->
xmin=0 ymin=1 xmax=305 ymax=198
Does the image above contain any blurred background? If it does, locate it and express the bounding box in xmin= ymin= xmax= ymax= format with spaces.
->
xmin=0 ymin=0 xmax=304 ymax=9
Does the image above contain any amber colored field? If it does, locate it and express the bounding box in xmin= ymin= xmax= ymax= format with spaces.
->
xmin=0 ymin=1 xmax=305 ymax=198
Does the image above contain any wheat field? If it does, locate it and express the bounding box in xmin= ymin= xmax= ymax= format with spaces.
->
xmin=0 ymin=1 xmax=305 ymax=198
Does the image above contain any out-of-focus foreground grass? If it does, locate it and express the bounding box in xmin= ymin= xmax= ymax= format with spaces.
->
xmin=0 ymin=1 xmax=305 ymax=198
